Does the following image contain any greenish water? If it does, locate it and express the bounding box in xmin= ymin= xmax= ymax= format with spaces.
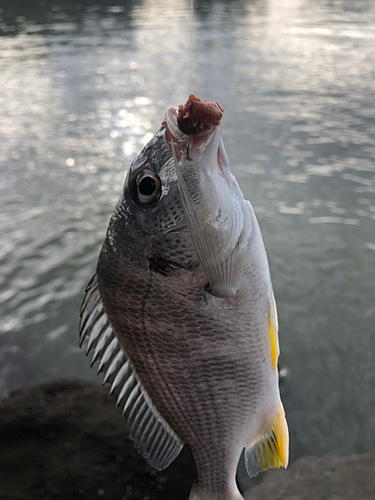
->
xmin=0 ymin=0 xmax=374 ymax=461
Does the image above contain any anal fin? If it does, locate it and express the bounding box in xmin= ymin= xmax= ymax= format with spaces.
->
xmin=245 ymin=404 xmax=289 ymax=478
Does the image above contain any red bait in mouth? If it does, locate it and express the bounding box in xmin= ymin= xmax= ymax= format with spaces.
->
xmin=176 ymin=94 xmax=224 ymax=135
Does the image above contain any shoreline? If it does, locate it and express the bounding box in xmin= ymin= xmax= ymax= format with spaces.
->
xmin=0 ymin=380 xmax=373 ymax=500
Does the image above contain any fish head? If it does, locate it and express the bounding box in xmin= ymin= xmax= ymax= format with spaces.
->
xmin=104 ymin=126 xmax=194 ymax=270
xmin=104 ymin=94 xmax=247 ymax=297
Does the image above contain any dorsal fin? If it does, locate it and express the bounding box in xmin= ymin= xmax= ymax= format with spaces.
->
xmin=79 ymin=275 xmax=184 ymax=470
xmin=266 ymin=289 xmax=280 ymax=371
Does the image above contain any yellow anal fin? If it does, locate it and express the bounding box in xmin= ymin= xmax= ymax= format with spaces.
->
xmin=267 ymin=290 xmax=280 ymax=371
xmin=245 ymin=405 xmax=289 ymax=478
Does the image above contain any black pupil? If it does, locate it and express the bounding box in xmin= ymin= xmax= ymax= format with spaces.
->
xmin=139 ymin=176 xmax=156 ymax=196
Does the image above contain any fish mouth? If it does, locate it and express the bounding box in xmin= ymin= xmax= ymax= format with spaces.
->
xmin=163 ymin=94 xmax=224 ymax=161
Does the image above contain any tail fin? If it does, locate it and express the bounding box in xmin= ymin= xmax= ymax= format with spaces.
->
xmin=189 ymin=482 xmax=244 ymax=500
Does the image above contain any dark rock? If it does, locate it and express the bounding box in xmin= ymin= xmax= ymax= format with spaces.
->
xmin=245 ymin=453 xmax=375 ymax=500
xmin=1 ymin=380 xmax=374 ymax=500
xmin=0 ymin=380 xmax=195 ymax=500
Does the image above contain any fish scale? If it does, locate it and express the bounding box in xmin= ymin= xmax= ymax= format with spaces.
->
xmin=117 ymin=278 xmax=256 ymax=441
xmin=80 ymin=96 xmax=288 ymax=500
xmin=99 ymin=242 xmax=275 ymax=491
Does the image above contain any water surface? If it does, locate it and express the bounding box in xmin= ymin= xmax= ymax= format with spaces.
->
xmin=1 ymin=0 xmax=375 ymax=461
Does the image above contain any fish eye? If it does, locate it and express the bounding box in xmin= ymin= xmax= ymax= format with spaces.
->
xmin=131 ymin=169 xmax=161 ymax=207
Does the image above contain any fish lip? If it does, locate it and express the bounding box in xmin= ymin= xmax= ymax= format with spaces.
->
xmin=165 ymin=107 xmax=215 ymax=143
xmin=164 ymin=107 xmax=185 ymax=144
xmin=164 ymin=110 xmax=219 ymax=161
xmin=164 ymin=108 xmax=191 ymax=161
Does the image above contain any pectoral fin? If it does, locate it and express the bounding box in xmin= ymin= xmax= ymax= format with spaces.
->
xmin=171 ymin=142 xmax=243 ymax=298
xmin=245 ymin=404 xmax=289 ymax=477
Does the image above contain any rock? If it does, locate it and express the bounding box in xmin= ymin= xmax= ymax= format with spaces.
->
xmin=0 ymin=380 xmax=195 ymax=500
xmin=244 ymin=453 xmax=375 ymax=500
xmin=0 ymin=380 xmax=374 ymax=500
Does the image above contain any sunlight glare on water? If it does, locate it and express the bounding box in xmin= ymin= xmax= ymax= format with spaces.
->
xmin=0 ymin=0 xmax=374 ymax=460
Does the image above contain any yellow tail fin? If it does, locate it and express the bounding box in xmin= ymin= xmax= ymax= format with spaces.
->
xmin=245 ymin=405 xmax=289 ymax=477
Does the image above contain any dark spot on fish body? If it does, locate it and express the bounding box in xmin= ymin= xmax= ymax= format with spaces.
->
xmin=149 ymin=258 xmax=172 ymax=276
xmin=203 ymin=282 xmax=214 ymax=296
xmin=148 ymin=257 xmax=187 ymax=276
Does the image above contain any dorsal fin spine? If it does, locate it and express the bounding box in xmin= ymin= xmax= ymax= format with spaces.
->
xmin=126 ymin=393 xmax=145 ymax=430
xmin=79 ymin=295 xmax=101 ymax=346
xmin=103 ymin=350 xmax=126 ymax=384
xmin=90 ymin=326 xmax=113 ymax=364
xmin=142 ymin=418 xmax=160 ymax=456
xmin=79 ymin=275 xmax=184 ymax=471
xmin=141 ymin=413 xmax=157 ymax=442
xmin=80 ymin=274 xmax=98 ymax=313
xmin=137 ymin=402 xmax=155 ymax=437
xmin=81 ymin=300 xmax=102 ymax=329
xmin=80 ymin=302 xmax=103 ymax=344
xmin=148 ymin=425 xmax=167 ymax=458
xmin=80 ymin=288 xmax=100 ymax=320
xmin=97 ymin=337 xmax=119 ymax=373
xmin=110 ymin=361 xmax=130 ymax=395
xmin=123 ymin=384 xmax=141 ymax=415
xmin=129 ymin=399 xmax=148 ymax=437
xmin=117 ymin=375 xmax=137 ymax=407
xmin=154 ymin=431 xmax=175 ymax=464
xmin=154 ymin=432 xmax=172 ymax=461
xmin=86 ymin=314 xmax=108 ymax=353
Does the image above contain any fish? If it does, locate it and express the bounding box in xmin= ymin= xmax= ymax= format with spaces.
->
xmin=79 ymin=94 xmax=289 ymax=500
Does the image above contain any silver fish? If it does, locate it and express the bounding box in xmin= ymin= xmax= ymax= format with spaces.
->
xmin=79 ymin=94 xmax=288 ymax=500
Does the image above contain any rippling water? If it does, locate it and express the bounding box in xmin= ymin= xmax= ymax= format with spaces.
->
xmin=1 ymin=0 xmax=374 ymax=460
